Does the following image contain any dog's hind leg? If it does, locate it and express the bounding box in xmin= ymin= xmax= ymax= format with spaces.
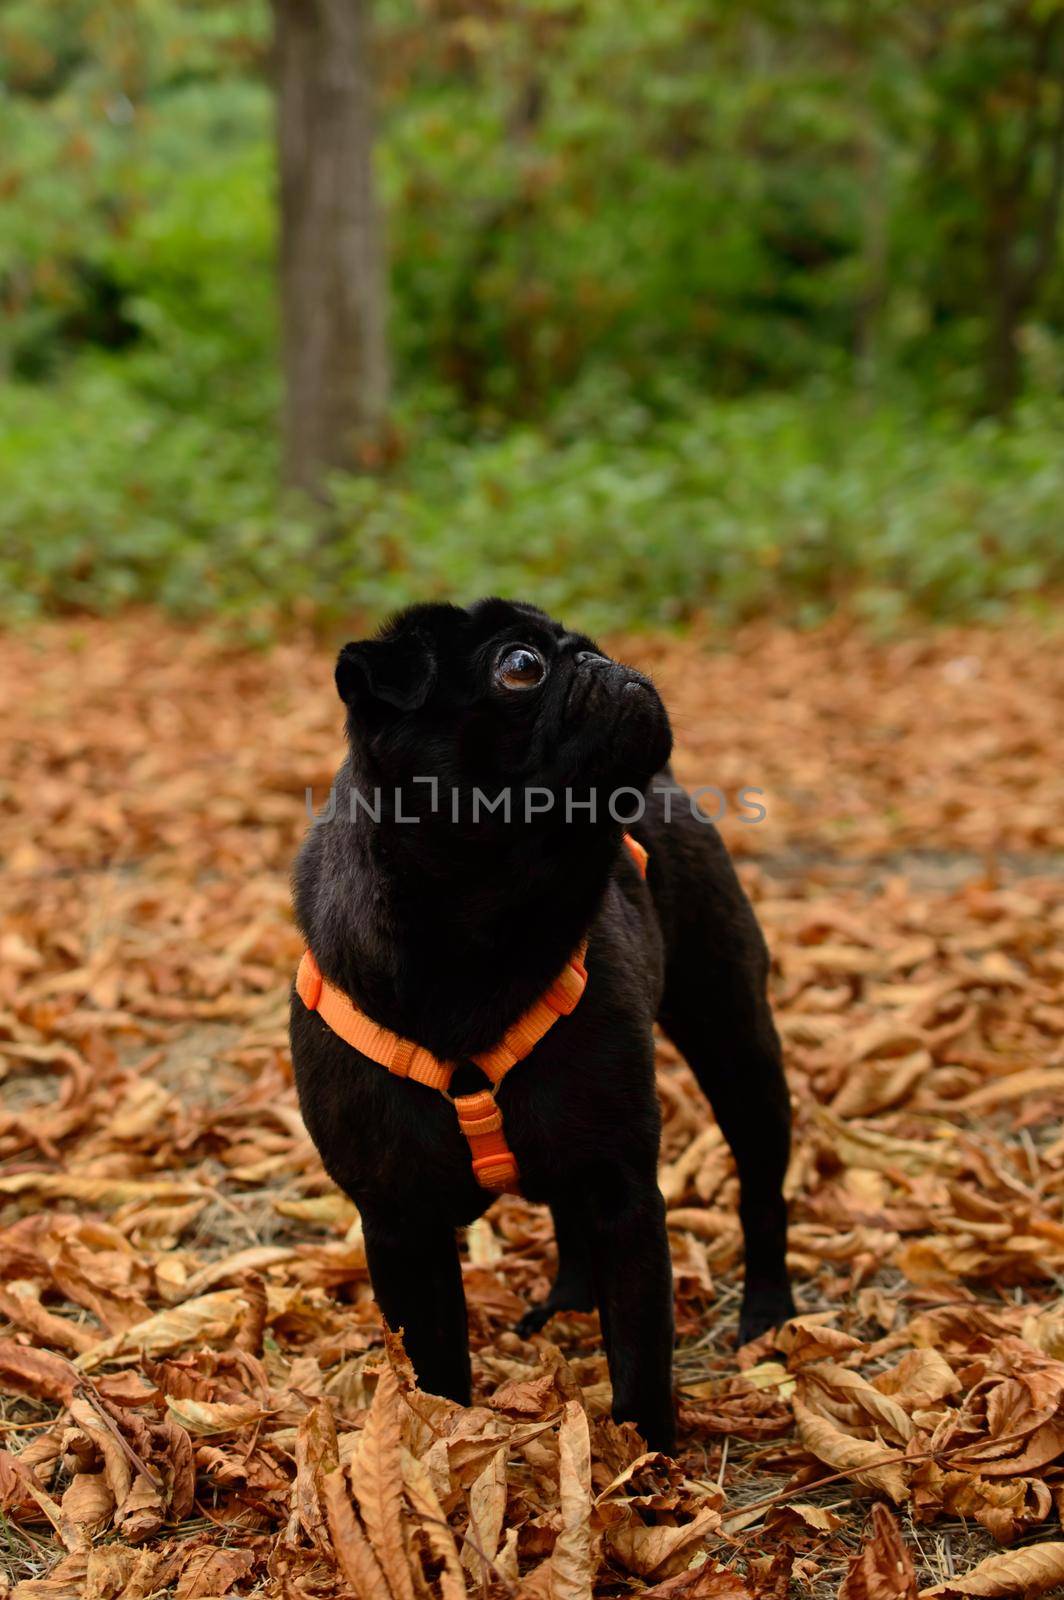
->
xmin=362 ymin=1209 xmax=472 ymax=1403
xmin=659 ymin=938 xmax=795 ymax=1346
xmin=516 ymin=1194 xmax=597 ymax=1337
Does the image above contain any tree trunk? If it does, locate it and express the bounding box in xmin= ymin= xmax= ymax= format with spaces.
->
xmin=272 ymin=0 xmax=389 ymax=493
xmin=979 ymin=181 xmax=1026 ymax=418
xmin=854 ymin=113 xmax=888 ymax=400
xmin=983 ymin=288 xmax=1024 ymax=417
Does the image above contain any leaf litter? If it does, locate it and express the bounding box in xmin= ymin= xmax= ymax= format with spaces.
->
xmin=0 ymin=615 xmax=1061 ymax=1597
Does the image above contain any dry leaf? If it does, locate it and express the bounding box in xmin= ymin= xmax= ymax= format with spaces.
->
xmin=67 ymin=1395 xmax=132 ymax=1509
xmin=550 ymin=1400 xmax=593 ymax=1600
xmin=401 ymin=1447 xmax=467 ymax=1600
xmin=75 ymin=1291 xmax=247 ymax=1370
xmin=0 ymin=1174 xmax=212 ymax=1207
xmin=323 ymin=1467 xmax=391 ymax=1600
xmin=462 ymin=1430 xmax=507 ymax=1580
xmin=766 ymin=1500 xmax=845 ymax=1536
xmin=114 ymin=1474 xmax=163 ymax=1543
xmin=173 ymin=1545 xmax=257 ymax=1600
xmin=294 ymin=1398 xmax=338 ymax=1554
xmin=164 ymin=1395 xmax=267 ymax=1436
xmin=919 ymin=1541 xmax=1064 ymax=1597
xmin=604 ymin=1507 xmax=723 ymax=1581
xmin=873 ymin=1349 xmax=960 ymax=1410
xmin=810 ymin=1105 xmax=960 ymax=1176
xmin=841 ymin=1504 xmax=919 ymax=1599
xmin=792 ymin=1398 xmax=909 ymax=1503
xmin=0 ymin=1339 xmax=77 ymax=1404
xmin=641 ymin=1562 xmax=758 ymax=1598
xmin=0 ymin=1286 xmax=99 ymax=1355
xmin=777 ymin=1316 xmax=864 ymax=1367
xmin=85 ymin=1545 xmax=159 ymax=1600
xmin=805 ymin=1361 xmax=917 ymax=1442
xmin=352 ymin=1362 xmax=416 ymax=1600
xmin=58 ymin=1473 xmax=113 ymax=1543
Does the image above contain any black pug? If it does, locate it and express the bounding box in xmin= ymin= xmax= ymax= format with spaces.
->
xmin=291 ymin=598 xmax=794 ymax=1452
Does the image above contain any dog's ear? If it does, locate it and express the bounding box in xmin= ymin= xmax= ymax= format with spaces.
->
xmin=336 ymin=632 xmax=437 ymax=711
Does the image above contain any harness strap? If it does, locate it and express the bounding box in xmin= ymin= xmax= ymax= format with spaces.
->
xmin=296 ymin=831 xmax=648 ymax=1196
xmin=472 ymin=944 xmax=588 ymax=1082
xmin=625 ymin=833 xmax=649 ymax=879
xmin=296 ymin=952 xmax=454 ymax=1093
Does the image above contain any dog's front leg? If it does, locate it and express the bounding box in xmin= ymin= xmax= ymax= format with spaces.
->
xmin=362 ymin=1209 xmax=472 ymax=1404
xmin=589 ymin=1178 xmax=676 ymax=1453
xmin=516 ymin=1193 xmax=597 ymax=1337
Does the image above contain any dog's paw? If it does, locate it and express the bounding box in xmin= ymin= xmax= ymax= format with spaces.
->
xmin=515 ymin=1302 xmax=558 ymax=1339
xmin=738 ymin=1291 xmax=796 ymax=1348
xmin=517 ymin=1283 xmax=596 ymax=1339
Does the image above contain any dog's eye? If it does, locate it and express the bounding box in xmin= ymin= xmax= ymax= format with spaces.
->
xmin=495 ymin=646 xmax=546 ymax=691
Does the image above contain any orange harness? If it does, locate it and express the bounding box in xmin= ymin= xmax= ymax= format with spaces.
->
xmin=295 ymin=834 xmax=648 ymax=1197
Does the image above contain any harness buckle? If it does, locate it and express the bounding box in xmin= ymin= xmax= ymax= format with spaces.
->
xmin=471 ymin=1153 xmax=520 ymax=1192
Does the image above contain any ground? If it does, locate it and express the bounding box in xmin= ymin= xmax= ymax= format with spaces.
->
xmin=0 ymin=614 xmax=1061 ymax=1600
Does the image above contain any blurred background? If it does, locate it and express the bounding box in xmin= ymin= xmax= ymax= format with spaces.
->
xmin=1 ymin=0 xmax=1062 ymax=634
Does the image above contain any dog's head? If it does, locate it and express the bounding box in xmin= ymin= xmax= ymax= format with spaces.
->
xmin=335 ymin=599 xmax=671 ymax=815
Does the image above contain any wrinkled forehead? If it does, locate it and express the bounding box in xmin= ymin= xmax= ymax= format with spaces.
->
xmin=464 ymin=598 xmax=598 ymax=658
xmin=367 ymin=599 xmax=604 ymax=711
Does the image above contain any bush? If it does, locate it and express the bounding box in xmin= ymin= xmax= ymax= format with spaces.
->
xmin=1 ymin=373 xmax=1060 ymax=631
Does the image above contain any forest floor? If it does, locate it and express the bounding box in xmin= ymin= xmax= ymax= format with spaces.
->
xmin=0 ymin=613 xmax=1061 ymax=1600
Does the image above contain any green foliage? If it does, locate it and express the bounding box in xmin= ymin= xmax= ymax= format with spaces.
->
xmin=383 ymin=0 xmax=878 ymax=411
xmin=0 ymin=0 xmax=1062 ymax=629
xmin=2 ymin=368 xmax=1060 ymax=630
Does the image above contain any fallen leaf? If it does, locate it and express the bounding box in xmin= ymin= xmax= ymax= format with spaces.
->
xmin=164 ymin=1395 xmax=268 ymax=1436
xmin=0 ymin=1286 xmax=98 ymax=1355
xmin=919 ymin=1541 xmax=1064 ymax=1597
xmin=401 ymin=1447 xmax=467 ymax=1600
xmin=0 ymin=1339 xmax=77 ymax=1404
xmin=605 ymin=1507 xmax=723 ymax=1581
xmin=75 ymin=1291 xmax=247 ymax=1370
xmin=322 ymin=1466 xmax=391 ymax=1600
xmin=841 ymin=1504 xmax=919 ymax=1599
xmin=114 ymin=1474 xmax=163 ymax=1543
xmin=352 ymin=1362 xmax=416 ymax=1600
xmin=810 ymin=1105 xmax=960 ymax=1176
xmin=294 ymin=1398 xmax=338 ymax=1554
xmin=59 ymin=1473 xmax=113 ymax=1544
xmin=873 ymin=1349 xmax=960 ymax=1410
xmin=640 ymin=1562 xmax=758 ymax=1598
xmin=550 ymin=1399 xmax=593 ymax=1600
xmin=805 ymin=1361 xmax=917 ymax=1442
xmin=462 ymin=1427 xmax=507 ymax=1581
xmin=792 ymin=1398 xmax=909 ymax=1503
xmin=173 ymin=1545 xmax=257 ymax=1600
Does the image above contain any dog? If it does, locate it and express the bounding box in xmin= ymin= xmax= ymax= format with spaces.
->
xmin=291 ymin=598 xmax=795 ymax=1452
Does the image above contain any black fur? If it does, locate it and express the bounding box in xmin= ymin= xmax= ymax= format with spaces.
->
xmin=291 ymin=598 xmax=795 ymax=1452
